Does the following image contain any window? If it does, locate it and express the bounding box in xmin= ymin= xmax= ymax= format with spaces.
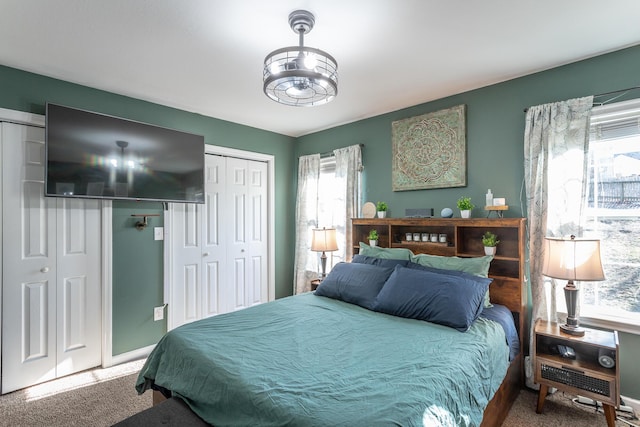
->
xmin=316 ymin=156 xmax=346 ymax=267
xmin=579 ymin=98 xmax=640 ymax=331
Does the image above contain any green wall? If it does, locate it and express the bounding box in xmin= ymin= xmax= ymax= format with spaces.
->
xmin=112 ymin=201 xmax=166 ymax=354
xmin=295 ymin=45 xmax=640 ymax=399
xmin=0 ymin=64 xmax=296 ymax=355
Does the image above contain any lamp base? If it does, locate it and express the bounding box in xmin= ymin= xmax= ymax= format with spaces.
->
xmin=560 ymin=323 xmax=585 ymax=336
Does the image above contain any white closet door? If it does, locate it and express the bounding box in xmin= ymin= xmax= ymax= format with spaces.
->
xmin=201 ymin=155 xmax=226 ymax=318
xmin=169 ymin=201 xmax=203 ymax=328
xmin=1 ymin=123 xmax=57 ymax=393
xmin=246 ymin=160 xmax=268 ymax=307
xmin=168 ymin=154 xmax=268 ymax=327
xmin=225 ymin=157 xmax=268 ymax=311
xmin=169 ymin=154 xmax=226 ymax=329
xmin=1 ymin=123 xmax=102 ymax=393
xmin=55 ymin=197 xmax=102 ymax=378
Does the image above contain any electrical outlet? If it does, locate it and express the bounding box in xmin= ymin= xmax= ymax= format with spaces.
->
xmin=154 ymin=227 xmax=164 ymax=241
xmin=154 ymin=306 xmax=164 ymax=321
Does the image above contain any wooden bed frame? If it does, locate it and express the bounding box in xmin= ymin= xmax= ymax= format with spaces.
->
xmin=150 ymin=218 xmax=527 ymax=426
xmin=479 ymin=281 xmax=525 ymax=426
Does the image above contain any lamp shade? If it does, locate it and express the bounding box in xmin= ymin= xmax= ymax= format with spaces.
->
xmin=542 ymin=236 xmax=605 ymax=281
xmin=311 ymin=228 xmax=338 ymax=252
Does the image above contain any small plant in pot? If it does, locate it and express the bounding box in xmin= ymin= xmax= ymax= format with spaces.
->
xmin=482 ymin=231 xmax=499 ymax=255
xmin=456 ymin=196 xmax=474 ymax=218
xmin=376 ymin=201 xmax=388 ymax=218
xmin=368 ymin=229 xmax=379 ymax=246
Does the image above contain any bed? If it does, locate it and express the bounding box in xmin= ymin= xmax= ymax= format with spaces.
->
xmin=135 ymin=244 xmax=525 ymax=426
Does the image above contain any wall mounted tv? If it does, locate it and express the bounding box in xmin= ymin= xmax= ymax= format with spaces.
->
xmin=45 ymin=103 xmax=205 ymax=203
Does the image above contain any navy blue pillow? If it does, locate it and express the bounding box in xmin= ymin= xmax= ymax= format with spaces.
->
xmin=406 ymin=261 xmax=493 ymax=308
xmin=352 ymin=254 xmax=410 ymax=269
xmin=372 ymin=265 xmax=492 ymax=331
xmin=315 ymin=262 xmax=394 ymax=310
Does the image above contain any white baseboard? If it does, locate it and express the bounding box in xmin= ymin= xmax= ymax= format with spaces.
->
xmin=621 ymin=395 xmax=640 ymax=417
xmin=103 ymin=344 xmax=155 ymax=368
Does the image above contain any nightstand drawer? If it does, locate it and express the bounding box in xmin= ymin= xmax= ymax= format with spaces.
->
xmin=535 ymin=357 xmax=617 ymax=405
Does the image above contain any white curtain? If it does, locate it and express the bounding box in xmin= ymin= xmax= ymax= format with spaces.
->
xmin=293 ymin=145 xmax=363 ymax=295
xmin=523 ymin=96 xmax=593 ymax=387
xmin=333 ymin=145 xmax=363 ymax=264
xmin=293 ymin=154 xmax=320 ymax=295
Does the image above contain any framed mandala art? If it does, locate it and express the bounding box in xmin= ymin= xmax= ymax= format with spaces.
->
xmin=391 ymin=105 xmax=467 ymax=191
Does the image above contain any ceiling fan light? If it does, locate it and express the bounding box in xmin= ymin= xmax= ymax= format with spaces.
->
xmin=263 ymin=10 xmax=338 ymax=107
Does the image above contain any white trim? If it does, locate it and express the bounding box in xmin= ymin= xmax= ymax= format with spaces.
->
xmin=108 ymin=344 xmax=155 ymax=367
xmin=203 ymin=144 xmax=276 ymax=302
xmin=101 ymin=200 xmax=114 ymax=367
xmin=163 ymin=206 xmax=175 ymax=330
xmin=580 ymin=314 xmax=640 ymax=336
xmin=0 ymin=107 xmax=45 ymax=127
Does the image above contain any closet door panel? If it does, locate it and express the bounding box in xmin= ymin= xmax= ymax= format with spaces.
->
xmin=169 ymin=202 xmax=202 ymax=328
xmin=248 ymin=161 xmax=268 ymax=305
xmin=202 ymin=155 xmax=225 ymax=318
xmin=2 ymin=123 xmax=57 ymax=393
xmin=55 ymin=197 xmax=102 ymax=377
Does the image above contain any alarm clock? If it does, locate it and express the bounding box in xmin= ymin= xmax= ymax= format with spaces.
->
xmin=598 ymin=348 xmax=616 ymax=368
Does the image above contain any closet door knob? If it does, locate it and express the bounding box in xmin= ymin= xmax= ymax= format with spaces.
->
xmin=241 ymin=249 xmax=245 ymax=253
xmin=40 ymin=267 xmax=50 ymax=273
xmin=202 ymin=252 xmax=209 ymax=257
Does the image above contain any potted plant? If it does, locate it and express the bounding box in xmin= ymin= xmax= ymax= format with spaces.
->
xmin=456 ymin=196 xmax=474 ymax=218
xmin=367 ymin=229 xmax=379 ymax=246
xmin=482 ymin=231 xmax=499 ymax=255
xmin=376 ymin=201 xmax=388 ymax=218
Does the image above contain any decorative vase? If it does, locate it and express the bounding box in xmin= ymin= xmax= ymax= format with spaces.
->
xmin=484 ymin=246 xmax=497 ymax=256
xmin=377 ymin=211 xmax=386 ymax=218
xmin=460 ymin=210 xmax=471 ymax=218
xmin=369 ymin=240 xmax=378 ymax=247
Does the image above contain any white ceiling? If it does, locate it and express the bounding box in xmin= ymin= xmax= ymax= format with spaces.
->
xmin=1 ymin=0 xmax=640 ymax=137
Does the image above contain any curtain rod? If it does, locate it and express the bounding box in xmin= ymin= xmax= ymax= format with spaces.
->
xmin=523 ymin=85 xmax=640 ymax=112
xmin=320 ymin=143 xmax=365 ymax=158
xmin=593 ymin=85 xmax=640 ymax=98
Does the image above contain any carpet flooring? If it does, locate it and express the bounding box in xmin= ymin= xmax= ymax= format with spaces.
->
xmin=0 ymin=360 xmax=636 ymax=426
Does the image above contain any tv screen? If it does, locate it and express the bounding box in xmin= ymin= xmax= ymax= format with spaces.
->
xmin=45 ymin=103 xmax=205 ymax=203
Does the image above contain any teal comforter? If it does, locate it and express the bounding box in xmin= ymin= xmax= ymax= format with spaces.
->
xmin=136 ymin=293 xmax=509 ymax=426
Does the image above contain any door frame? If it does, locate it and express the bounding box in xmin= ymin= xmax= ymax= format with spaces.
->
xmin=163 ymin=145 xmax=276 ymax=330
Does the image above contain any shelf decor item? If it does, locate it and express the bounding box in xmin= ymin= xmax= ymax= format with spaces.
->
xmin=311 ymin=227 xmax=339 ymax=279
xmin=376 ymin=201 xmax=388 ymax=218
xmin=440 ymin=207 xmax=453 ymax=218
xmin=482 ymin=231 xmax=499 ymax=255
xmin=456 ymin=196 xmax=474 ymax=218
xmin=367 ymin=229 xmax=379 ymax=247
xmin=362 ymin=202 xmax=376 ymax=218
xmin=541 ymin=235 xmax=605 ymax=336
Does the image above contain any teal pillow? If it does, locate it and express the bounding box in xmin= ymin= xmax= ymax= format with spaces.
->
xmin=409 ymin=253 xmax=494 ymax=307
xmin=358 ymin=242 xmax=413 ymax=260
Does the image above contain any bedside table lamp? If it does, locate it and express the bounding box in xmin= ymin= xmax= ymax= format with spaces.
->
xmin=542 ymin=235 xmax=605 ymax=336
xmin=311 ymin=227 xmax=338 ymax=279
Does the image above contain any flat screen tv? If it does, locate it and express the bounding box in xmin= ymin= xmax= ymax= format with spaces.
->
xmin=45 ymin=103 xmax=205 ymax=203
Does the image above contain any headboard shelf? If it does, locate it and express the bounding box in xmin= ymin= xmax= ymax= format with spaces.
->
xmin=351 ymin=217 xmax=528 ymax=356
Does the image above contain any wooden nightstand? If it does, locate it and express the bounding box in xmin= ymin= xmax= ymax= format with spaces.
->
xmin=310 ymin=278 xmax=322 ymax=291
xmin=533 ymin=319 xmax=619 ymax=427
